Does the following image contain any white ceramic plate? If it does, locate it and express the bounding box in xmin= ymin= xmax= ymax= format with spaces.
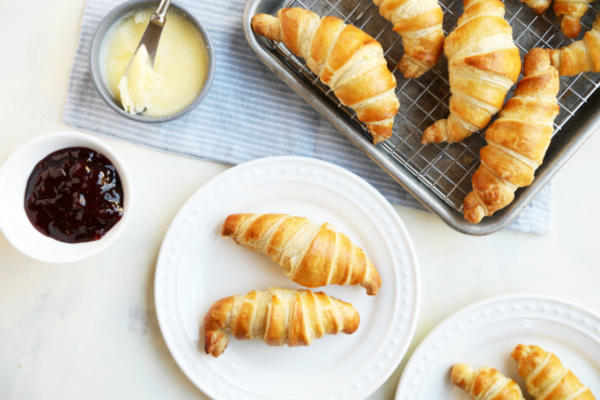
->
xmin=395 ymin=294 xmax=600 ymax=399
xmin=155 ymin=156 xmax=420 ymax=400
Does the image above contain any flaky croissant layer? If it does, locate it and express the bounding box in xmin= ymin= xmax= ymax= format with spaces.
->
xmin=511 ymin=344 xmax=596 ymax=400
xmin=519 ymin=0 xmax=552 ymax=14
xmin=222 ymin=213 xmax=382 ymax=295
xmin=554 ymin=0 xmax=594 ymax=38
xmin=373 ymin=0 xmax=445 ymax=78
xmin=451 ymin=364 xmax=525 ymax=400
xmin=421 ymin=0 xmax=521 ymax=144
xmin=204 ymin=288 xmax=360 ymax=357
xmin=463 ymin=48 xmax=560 ymax=224
xmin=252 ymin=7 xmax=400 ymax=144
xmin=549 ymin=14 xmax=600 ymax=76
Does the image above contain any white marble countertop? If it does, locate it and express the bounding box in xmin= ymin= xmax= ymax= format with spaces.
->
xmin=1 ymin=1 xmax=599 ymax=399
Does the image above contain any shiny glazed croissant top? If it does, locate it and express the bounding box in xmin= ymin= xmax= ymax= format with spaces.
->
xmin=252 ymin=7 xmax=400 ymax=144
xmin=222 ymin=213 xmax=382 ymax=295
xmin=422 ymin=0 xmax=521 ymax=144
xmin=204 ymin=288 xmax=360 ymax=357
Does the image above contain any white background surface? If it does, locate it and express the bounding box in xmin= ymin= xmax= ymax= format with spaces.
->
xmin=1 ymin=1 xmax=599 ymax=399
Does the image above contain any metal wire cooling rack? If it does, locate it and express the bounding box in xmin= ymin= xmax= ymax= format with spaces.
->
xmin=244 ymin=0 xmax=600 ymax=233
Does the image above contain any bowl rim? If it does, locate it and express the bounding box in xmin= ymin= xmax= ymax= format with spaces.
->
xmin=0 ymin=131 xmax=133 ymax=263
xmin=89 ymin=0 xmax=215 ymax=123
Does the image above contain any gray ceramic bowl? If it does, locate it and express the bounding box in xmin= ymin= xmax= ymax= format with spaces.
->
xmin=90 ymin=0 xmax=215 ymax=122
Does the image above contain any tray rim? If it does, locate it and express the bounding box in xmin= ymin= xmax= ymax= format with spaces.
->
xmin=242 ymin=0 xmax=600 ymax=235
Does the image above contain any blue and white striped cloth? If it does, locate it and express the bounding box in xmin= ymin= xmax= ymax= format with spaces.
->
xmin=63 ymin=0 xmax=552 ymax=234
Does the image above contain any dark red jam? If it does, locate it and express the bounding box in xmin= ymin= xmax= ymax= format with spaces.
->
xmin=24 ymin=147 xmax=124 ymax=243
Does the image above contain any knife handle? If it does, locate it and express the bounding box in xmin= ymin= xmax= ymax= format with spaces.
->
xmin=150 ymin=0 xmax=171 ymax=26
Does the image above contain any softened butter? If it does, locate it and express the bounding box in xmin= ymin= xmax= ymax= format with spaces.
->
xmin=103 ymin=9 xmax=209 ymax=117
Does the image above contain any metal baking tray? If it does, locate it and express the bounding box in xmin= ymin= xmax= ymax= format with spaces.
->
xmin=243 ymin=0 xmax=600 ymax=234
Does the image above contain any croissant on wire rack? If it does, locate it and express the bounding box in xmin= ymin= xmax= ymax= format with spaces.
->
xmin=554 ymin=0 xmax=595 ymax=38
xmin=451 ymin=364 xmax=525 ymax=400
xmin=548 ymin=13 xmax=600 ymax=76
xmin=463 ymin=48 xmax=559 ymax=224
xmin=511 ymin=344 xmax=596 ymax=399
xmin=373 ymin=0 xmax=445 ymax=78
xmin=204 ymin=288 xmax=360 ymax=357
xmin=421 ymin=0 xmax=521 ymax=144
xmin=519 ymin=0 xmax=552 ymax=14
xmin=222 ymin=213 xmax=382 ymax=295
xmin=251 ymin=7 xmax=400 ymax=144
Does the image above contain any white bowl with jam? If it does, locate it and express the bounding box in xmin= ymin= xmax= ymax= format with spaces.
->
xmin=90 ymin=1 xmax=215 ymax=122
xmin=0 ymin=131 xmax=133 ymax=263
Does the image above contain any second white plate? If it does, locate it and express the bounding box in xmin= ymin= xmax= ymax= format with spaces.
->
xmin=395 ymin=294 xmax=600 ymax=399
xmin=155 ymin=156 xmax=420 ymax=400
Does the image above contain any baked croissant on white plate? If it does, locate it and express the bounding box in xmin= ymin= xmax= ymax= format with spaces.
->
xmin=222 ymin=213 xmax=382 ymax=295
xmin=511 ymin=344 xmax=596 ymax=400
xmin=463 ymin=48 xmax=560 ymax=223
xmin=451 ymin=364 xmax=525 ymax=399
xmin=204 ymin=288 xmax=360 ymax=357
xmin=373 ymin=0 xmax=445 ymax=78
xmin=548 ymin=13 xmax=600 ymax=76
xmin=251 ymin=7 xmax=400 ymax=144
xmin=421 ymin=0 xmax=521 ymax=144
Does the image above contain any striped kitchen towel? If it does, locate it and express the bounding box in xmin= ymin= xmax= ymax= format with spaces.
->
xmin=62 ymin=0 xmax=552 ymax=234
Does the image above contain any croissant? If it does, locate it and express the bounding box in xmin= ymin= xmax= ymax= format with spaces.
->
xmin=511 ymin=344 xmax=596 ymax=399
xmin=519 ymin=0 xmax=552 ymax=13
xmin=421 ymin=0 xmax=521 ymax=144
xmin=222 ymin=213 xmax=382 ymax=295
xmin=373 ymin=0 xmax=445 ymax=78
xmin=548 ymin=13 xmax=600 ymax=76
xmin=204 ymin=288 xmax=360 ymax=357
xmin=463 ymin=48 xmax=559 ymax=223
xmin=451 ymin=364 xmax=525 ymax=399
xmin=251 ymin=8 xmax=400 ymax=144
xmin=554 ymin=0 xmax=595 ymax=38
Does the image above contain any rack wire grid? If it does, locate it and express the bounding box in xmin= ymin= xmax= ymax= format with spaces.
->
xmin=266 ymin=0 xmax=600 ymax=212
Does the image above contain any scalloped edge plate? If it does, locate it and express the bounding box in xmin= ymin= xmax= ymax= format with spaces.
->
xmin=155 ymin=156 xmax=420 ymax=400
xmin=395 ymin=294 xmax=600 ymax=399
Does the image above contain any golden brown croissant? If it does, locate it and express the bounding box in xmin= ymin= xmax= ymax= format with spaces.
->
xmin=511 ymin=344 xmax=596 ymax=400
xmin=373 ymin=0 xmax=445 ymax=78
xmin=554 ymin=0 xmax=595 ymax=38
xmin=519 ymin=0 xmax=552 ymax=13
xmin=251 ymin=7 xmax=400 ymax=144
xmin=451 ymin=364 xmax=525 ymax=399
xmin=204 ymin=288 xmax=360 ymax=357
xmin=463 ymin=48 xmax=559 ymax=223
xmin=222 ymin=213 xmax=382 ymax=295
xmin=548 ymin=13 xmax=600 ymax=76
xmin=421 ymin=0 xmax=521 ymax=144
